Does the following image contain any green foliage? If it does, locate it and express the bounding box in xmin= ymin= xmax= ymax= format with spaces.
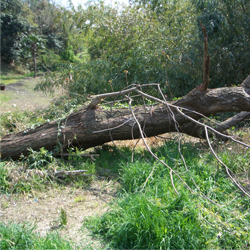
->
xmin=88 ymin=192 xmax=208 ymax=249
xmin=60 ymin=48 xmax=75 ymax=62
xmin=0 ymin=0 xmax=31 ymax=63
xmin=192 ymin=0 xmax=250 ymax=88
xmin=0 ymin=0 xmax=75 ymax=72
xmin=67 ymin=2 xmax=199 ymax=98
xmin=40 ymin=50 xmax=62 ymax=71
xmin=0 ymin=222 xmax=74 ymax=250
xmin=59 ymin=208 xmax=68 ymax=227
xmin=25 ymin=147 xmax=54 ymax=169
xmin=3 ymin=0 xmax=249 ymax=98
xmin=60 ymin=40 xmax=75 ymax=62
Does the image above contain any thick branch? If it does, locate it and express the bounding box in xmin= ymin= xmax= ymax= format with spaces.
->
xmin=179 ymin=111 xmax=250 ymax=139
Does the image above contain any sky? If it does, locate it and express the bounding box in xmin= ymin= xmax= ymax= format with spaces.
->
xmin=57 ymin=0 xmax=130 ymax=9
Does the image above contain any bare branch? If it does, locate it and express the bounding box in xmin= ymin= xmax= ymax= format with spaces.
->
xmin=54 ymin=170 xmax=92 ymax=178
xmin=205 ymin=126 xmax=250 ymax=199
xmin=88 ymin=87 xmax=137 ymax=108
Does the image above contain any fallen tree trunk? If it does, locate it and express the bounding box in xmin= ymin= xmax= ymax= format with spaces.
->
xmin=1 ymin=75 xmax=250 ymax=160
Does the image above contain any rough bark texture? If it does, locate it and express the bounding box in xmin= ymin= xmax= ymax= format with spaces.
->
xmin=1 ymin=77 xmax=250 ymax=160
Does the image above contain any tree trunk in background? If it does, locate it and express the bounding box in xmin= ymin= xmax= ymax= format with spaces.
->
xmin=32 ymin=43 xmax=37 ymax=78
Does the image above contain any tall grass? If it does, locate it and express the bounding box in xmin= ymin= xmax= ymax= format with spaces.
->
xmin=0 ymin=222 xmax=73 ymax=250
xmin=85 ymin=139 xmax=250 ymax=249
xmin=0 ymin=221 xmax=101 ymax=250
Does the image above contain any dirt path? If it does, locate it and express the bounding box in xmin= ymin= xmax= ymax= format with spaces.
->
xmin=0 ymin=77 xmax=62 ymax=114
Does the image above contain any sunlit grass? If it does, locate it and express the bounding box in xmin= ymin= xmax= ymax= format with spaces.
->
xmin=84 ymin=137 xmax=250 ymax=249
xmin=0 ymin=146 xmax=97 ymax=195
xmin=0 ymin=75 xmax=27 ymax=85
xmin=0 ymin=222 xmax=79 ymax=250
xmin=0 ymin=92 xmax=12 ymax=102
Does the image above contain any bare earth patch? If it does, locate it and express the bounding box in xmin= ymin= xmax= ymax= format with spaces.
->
xmin=0 ymin=180 xmax=118 ymax=247
xmin=0 ymin=77 xmax=63 ymax=114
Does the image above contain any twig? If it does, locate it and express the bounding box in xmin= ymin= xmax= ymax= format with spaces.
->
xmin=55 ymin=153 xmax=99 ymax=161
xmin=88 ymin=87 xmax=137 ymax=108
xmin=88 ymin=83 xmax=250 ymax=199
xmin=93 ymin=118 xmax=134 ymax=134
xmin=205 ymin=126 xmax=250 ymax=199
xmin=127 ymin=94 xmax=191 ymax=195
xmin=54 ymin=170 xmax=92 ymax=178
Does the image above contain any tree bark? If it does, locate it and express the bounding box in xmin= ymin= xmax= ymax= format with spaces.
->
xmin=32 ymin=43 xmax=37 ymax=78
xmin=1 ymin=76 xmax=250 ymax=160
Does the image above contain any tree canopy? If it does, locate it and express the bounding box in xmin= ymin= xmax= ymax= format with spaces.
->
xmin=1 ymin=0 xmax=249 ymax=95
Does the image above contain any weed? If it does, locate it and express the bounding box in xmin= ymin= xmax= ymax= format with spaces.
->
xmin=60 ymin=208 xmax=68 ymax=227
xmin=0 ymin=163 xmax=9 ymax=193
xmin=74 ymin=195 xmax=86 ymax=203
xmin=1 ymin=101 xmax=249 ymax=249
xmin=25 ymin=147 xmax=54 ymax=169
xmin=0 ymin=146 xmax=97 ymax=195
xmin=0 ymin=201 xmax=8 ymax=209
xmin=50 ymin=208 xmax=68 ymax=230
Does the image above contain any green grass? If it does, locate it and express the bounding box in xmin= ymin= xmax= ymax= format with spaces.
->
xmin=0 ymin=76 xmax=24 ymax=85
xmin=84 ymin=139 xmax=250 ymax=249
xmin=0 ymin=146 xmax=96 ymax=195
xmin=0 ymin=92 xmax=12 ymax=103
xmin=0 ymin=98 xmax=80 ymax=136
xmin=1 ymin=139 xmax=249 ymax=249
xmin=0 ymin=222 xmax=82 ymax=250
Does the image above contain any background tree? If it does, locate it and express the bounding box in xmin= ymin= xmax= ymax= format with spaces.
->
xmin=21 ymin=34 xmax=46 ymax=77
xmin=0 ymin=0 xmax=30 ymax=64
xmin=2 ymin=0 xmax=250 ymax=99
xmin=41 ymin=1 xmax=199 ymax=99
xmin=191 ymin=0 xmax=250 ymax=88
